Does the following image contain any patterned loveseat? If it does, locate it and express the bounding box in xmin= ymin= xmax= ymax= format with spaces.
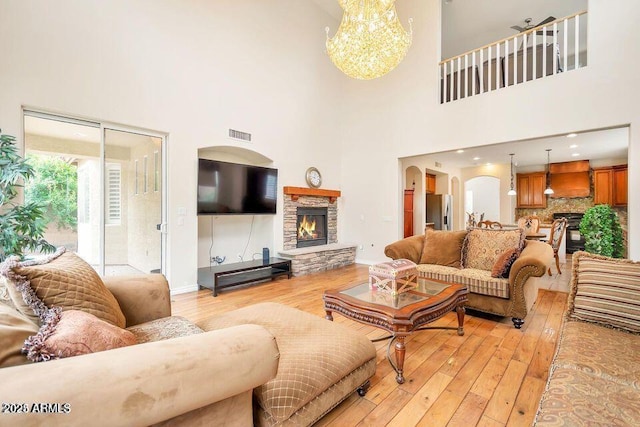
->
xmin=385 ymin=228 xmax=553 ymax=328
xmin=534 ymin=251 xmax=640 ymax=425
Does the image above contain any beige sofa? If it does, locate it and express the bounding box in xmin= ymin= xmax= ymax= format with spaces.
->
xmin=385 ymin=228 xmax=553 ymax=328
xmin=0 ymin=252 xmax=376 ymax=426
xmin=534 ymin=251 xmax=640 ymax=425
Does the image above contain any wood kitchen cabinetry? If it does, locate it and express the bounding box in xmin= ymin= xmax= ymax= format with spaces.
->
xmin=425 ymin=173 xmax=436 ymax=194
xmin=593 ymin=165 xmax=627 ymax=206
xmin=516 ymin=172 xmax=547 ymax=208
xmin=404 ymin=189 xmax=414 ymax=238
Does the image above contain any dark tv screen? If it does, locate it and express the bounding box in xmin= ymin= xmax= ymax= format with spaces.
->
xmin=197 ymin=159 xmax=277 ymax=215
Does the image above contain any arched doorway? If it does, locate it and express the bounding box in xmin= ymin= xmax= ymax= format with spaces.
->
xmin=464 ymin=176 xmax=500 ymax=224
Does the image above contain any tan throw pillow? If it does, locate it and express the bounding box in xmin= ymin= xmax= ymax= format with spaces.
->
xmin=0 ymin=303 xmax=40 ymax=368
xmin=462 ymin=228 xmax=525 ymax=271
xmin=23 ymin=309 xmax=137 ymax=362
xmin=1 ymin=249 xmax=126 ymax=328
xmin=419 ymin=229 xmax=468 ymax=268
xmin=491 ymin=248 xmax=520 ymax=278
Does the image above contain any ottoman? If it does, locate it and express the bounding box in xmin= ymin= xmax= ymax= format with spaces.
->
xmin=198 ymin=302 xmax=376 ymax=426
xmin=369 ymin=259 xmax=418 ymax=295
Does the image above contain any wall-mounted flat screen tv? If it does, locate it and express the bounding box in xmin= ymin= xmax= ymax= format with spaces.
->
xmin=197 ymin=159 xmax=278 ymax=215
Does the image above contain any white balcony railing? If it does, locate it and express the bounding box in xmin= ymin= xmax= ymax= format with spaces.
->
xmin=440 ymin=11 xmax=588 ymax=104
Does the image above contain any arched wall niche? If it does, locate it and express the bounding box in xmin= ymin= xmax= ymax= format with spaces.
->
xmin=464 ymin=175 xmax=501 ymax=224
xmin=196 ymin=145 xmax=276 ymax=269
xmin=198 ymin=145 xmax=274 ymax=166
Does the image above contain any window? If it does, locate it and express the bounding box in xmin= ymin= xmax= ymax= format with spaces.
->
xmin=78 ymin=167 xmax=91 ymax=224
xmin=154 ymin=151 xmax=159 ymax=192
xmin=106 ymin=163 xmax=121 ymax=225
xmin=143 ymin=155 xmax=148 ymax=194
xmin=134 ymin=159 xmax=139 ymax=196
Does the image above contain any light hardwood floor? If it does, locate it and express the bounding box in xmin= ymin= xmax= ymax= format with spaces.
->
xmin=171 ymin=264 xmax=568 ymax=427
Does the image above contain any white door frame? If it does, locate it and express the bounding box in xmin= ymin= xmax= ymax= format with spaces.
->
xmin=22 ymin=108 xmax=168 ymax=277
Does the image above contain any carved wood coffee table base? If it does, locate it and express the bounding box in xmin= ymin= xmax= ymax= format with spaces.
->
xmin=323 ymin=281 xmax=468 ymax=384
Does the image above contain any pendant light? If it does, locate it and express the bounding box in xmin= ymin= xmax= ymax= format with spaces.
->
xmin=507 ymin=153 xmax=517 ymax=196
xmin=543 ymin=148 xmax=554 ymax=195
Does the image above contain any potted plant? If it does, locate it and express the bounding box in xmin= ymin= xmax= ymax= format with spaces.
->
xmin=0 ymin=129 xmax=55 ymax=262
xmin=579 ymin=204 xmax=624 ymax=258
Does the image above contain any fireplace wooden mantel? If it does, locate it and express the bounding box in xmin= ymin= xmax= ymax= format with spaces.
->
xmin=283 ymin=186 xmax=341 ymax=203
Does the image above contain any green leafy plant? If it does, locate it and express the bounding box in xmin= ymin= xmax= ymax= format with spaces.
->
xmin=579 ymin=204 xmax=624 ymax=258
xmin=0 ymin=129 xmax=56 ymax=262
xmin=25 ymin=155 xmax=78 ymax=231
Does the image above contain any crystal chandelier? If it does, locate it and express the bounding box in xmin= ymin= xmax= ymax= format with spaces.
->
xmin=325 ymin=0 xmax=413 ymax=80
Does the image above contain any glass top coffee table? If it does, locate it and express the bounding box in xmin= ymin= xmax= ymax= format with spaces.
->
xmin=323 ymin=279 xmax=468 ymax=384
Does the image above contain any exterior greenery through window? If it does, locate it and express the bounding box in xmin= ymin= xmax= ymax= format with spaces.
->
xmin=25 ymin=154 xmax=78 ymax=231
xmin=0 ymin=130 xmax=55 ymax=261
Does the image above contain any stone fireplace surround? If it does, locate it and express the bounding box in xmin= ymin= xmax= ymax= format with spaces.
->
xmin=279 ymin=187 xmax=356 ymax=276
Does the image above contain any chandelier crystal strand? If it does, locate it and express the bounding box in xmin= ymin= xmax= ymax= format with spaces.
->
xmin=326 ymin=0 xmax=413 ymax=80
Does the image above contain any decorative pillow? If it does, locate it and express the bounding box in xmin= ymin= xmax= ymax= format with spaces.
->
xmin=0 ymin=249 xmax=126 ymax=328
xmin=0 ymin=276 xmax=17 ymax=311
xmin=462 ymin=228 xmax=525 ymax=271
xmin=127 ymin=316 xmax=203 ymax=344
xmin=419 ymin=229 xmax=468 ymax=268
xmin=568 ymin=251 xmax=640 ymax=333
xmin=491 ymin=248 xmax=520 ymax=278
xmin=23 ymin=309 xmax=137 ymax=363
xmin=0 ymin=303 xmax=39 ymax=368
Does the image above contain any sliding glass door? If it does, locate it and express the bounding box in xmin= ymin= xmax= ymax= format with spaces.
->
xmin=23 ymin=111 xmax=166 ymax=276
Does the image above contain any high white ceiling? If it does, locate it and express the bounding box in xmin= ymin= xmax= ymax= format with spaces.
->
xmin=311 ymin=0 xmax=588 ymax=59
xmin=405 ymin=127 xmax=629 ymax=170
xmin=441 ymin=0 xmax=588 ymax=59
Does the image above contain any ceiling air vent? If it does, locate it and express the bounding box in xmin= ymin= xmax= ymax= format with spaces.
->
xmin=229 ymin=129 xmax=252 ymax=142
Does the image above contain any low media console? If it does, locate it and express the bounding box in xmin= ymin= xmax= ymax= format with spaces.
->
xmin=197 ymin=257 xmax=292 ymax=297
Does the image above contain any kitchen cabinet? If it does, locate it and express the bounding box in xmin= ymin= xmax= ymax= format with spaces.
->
xmin=404 ymin=189 xmax=414 ymax=238
xmin=426 ymin=173 xmax=436 ymax=194
xmin=516 ymin=172 xmax=547 ymax=208
xmin=594 ymin=165 xmax=627 ymax=206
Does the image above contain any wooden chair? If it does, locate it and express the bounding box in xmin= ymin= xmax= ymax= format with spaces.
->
xmin=517 ymin=215 xmax=540 ymax=234
xmin=477 ymin=220 xmax=503 ymax=229
xmin=547 ymin=217 xmax=568 ymax=276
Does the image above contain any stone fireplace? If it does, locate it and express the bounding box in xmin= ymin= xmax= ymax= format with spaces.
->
xmin=280 ymin=186 xmax=356 ymax=276
xmin=296 ymin=207 xmax=328 ymax=248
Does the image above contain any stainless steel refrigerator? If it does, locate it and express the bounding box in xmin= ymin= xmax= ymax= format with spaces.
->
xmin=426 ymin=194 xmax=453 ymax=231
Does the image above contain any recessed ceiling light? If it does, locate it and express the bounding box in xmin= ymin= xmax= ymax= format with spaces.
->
xmin=75 ymin=131 xmax=87 ymax=137
xmin=567 ymin=133 xmax=578 ymax=138
xmin=485 ymin=162 xmax=492 ymax=166
xmin=473 ymin=156 xmax=480 ymax=161
xmin=569 ymin=144 xmax=578 ymax=149
xmin=456 ymin=149 xmax=464 ymax=153
xmin=571 ymin=153 xmax=580 ymax=157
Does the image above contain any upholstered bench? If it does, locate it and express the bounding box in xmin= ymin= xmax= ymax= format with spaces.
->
xmin=198 ymin=302 xmax=377 ymax=426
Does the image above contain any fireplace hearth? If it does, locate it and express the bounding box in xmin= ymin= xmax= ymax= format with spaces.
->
xmin=296 ymin=207 xmax=327 ymax=248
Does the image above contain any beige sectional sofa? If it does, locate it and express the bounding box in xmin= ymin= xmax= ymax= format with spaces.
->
xmin=0 ymin=249 xmax=376 ymax=426
xmin=385 ymin=228 xmax=553 ymax=328
xmin=534 ymin=251 xmax=640 ymax=425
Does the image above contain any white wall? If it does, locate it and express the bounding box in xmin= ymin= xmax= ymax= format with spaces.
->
xmin=0 ymin=0 xmax=344 ymax=292
xmin=1 ymin=0 xmax=638 ymax=293
xmin=465 ymin=176 xmax=501 ymax=222
xmin=340 ymin=0 xmax=640 ymax=263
